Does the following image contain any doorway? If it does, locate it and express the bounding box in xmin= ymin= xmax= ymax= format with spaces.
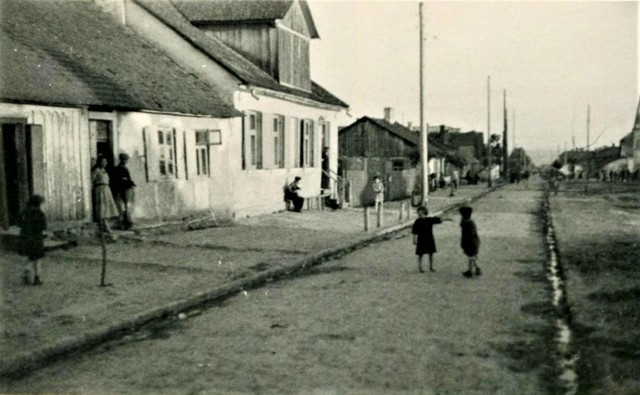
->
xmin=90 ymin=119 xmax=114 ymax=168
xmin=1 ymin=121 xmax=31 ymax=228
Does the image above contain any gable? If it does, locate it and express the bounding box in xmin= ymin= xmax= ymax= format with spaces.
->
xmin=281 ymin=0 xmax=311 ymax=38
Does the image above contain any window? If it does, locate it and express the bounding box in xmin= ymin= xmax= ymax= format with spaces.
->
xmin=158 ymin=128 xmax=175 ymax=176
xmin=392 ymin=160 xmax=405 ymax=171
xmin=243 ymin=111 xmax=262 ymax=169
xmin=319 ymin=120 xmax=330 ymax=149
xmin=273 ymin=115 xmax=285 ymax=168
xmin=300 ymin=119 xmax=314 ymax=167
xmin=195 ymin=131 xmax=210 ymax=176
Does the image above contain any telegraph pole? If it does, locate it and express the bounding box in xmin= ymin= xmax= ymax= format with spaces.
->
xmin=585 ymin=105 xmax=591 ymax=192
xmin=503 ymin=90 xmax=508 ymax=181
xmin=419 ymin=2 xmax=429 ymax=206
xmin=487 ymin=76 xmax=492 ymax=187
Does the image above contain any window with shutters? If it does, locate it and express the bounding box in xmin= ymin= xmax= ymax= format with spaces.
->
xmin=158 ymin=129 xmax=176 ymax=177
xmin=243 ymin=111 xmax=262 ymax=170
xmin=195 ymin=131 xmax=210 ymax=176
xmin=300 ymin=119 xmax=314 ymax=167
xmin=273 ymin=115 xmax=285 ymax=168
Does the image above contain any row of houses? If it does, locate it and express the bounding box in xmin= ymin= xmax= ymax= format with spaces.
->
xmin=338 ymin=108 xmax=486 ymax=206
xmin=0 ymin=0 xmax=350 ymax=230
xmin=557 ymin=98 xmax=640 ymax=180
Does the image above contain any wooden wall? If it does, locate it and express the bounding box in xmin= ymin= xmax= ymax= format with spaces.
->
xmin=203 ymin=24 xmax=278 ymax=79
xmin=31 ymin=107 xmax=91 ymax=224
xmin=339 ymin=120 xmax=418 ymax=159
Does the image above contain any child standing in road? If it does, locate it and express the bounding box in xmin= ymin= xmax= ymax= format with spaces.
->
xmin=412 ymin=206 xmax=451 ymax=273
xmin=19 ymin=194 xmax=48 ymax=285
xmin=459 ymin=206 xmax=481 ymax=278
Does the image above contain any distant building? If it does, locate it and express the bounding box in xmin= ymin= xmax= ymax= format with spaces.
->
xmin=428 ymin=125 xmax=485 ymax=180
xmin=338 ymin=109 xmax=451 ymax=206
xmin=620 ymin=98 xmax=640 ymax=173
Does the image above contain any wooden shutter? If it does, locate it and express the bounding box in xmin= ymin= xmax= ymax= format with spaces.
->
xmin=185 ymin=130 xmax=197 ymax=179
xmin=172 ymin=128 xmax=179 ymax=178
xmin=143 ymin=127 xmax=158 ymax=182
xmin=26 ymin=125 xmax=45 ymax=196
xmin=256 ymin=112 xmax=263 ymax=169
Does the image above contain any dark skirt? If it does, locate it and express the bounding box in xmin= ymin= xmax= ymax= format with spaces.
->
xmin=20 ymin=236 xmax=45 ymax=261
xmin=416 ymin=234 xmax=437 ymax=255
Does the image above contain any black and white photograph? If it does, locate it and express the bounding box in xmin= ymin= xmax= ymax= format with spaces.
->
xmin=0 ymin=0 xmax=638 ymax=393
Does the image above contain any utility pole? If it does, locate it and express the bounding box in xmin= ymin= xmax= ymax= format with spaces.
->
xmin=512 ymin=108 xmax=516 ymax=149
xmin=487 ymin=76 xmax=492 ymax=187
xmin=419 ymin=2 xmax=429 ymax=207
xmin=585 ymin=105 xmax=591 ymax=192
xmin=503 ymin=89 xmax=508 ymax=181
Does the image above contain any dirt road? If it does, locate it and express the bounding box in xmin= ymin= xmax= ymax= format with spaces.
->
xmin=2 ymin=187 xmax=562 ymax=394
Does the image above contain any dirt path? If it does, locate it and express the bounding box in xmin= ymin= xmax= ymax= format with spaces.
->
xmin=2 ymin=187 xmax=560 ymax=394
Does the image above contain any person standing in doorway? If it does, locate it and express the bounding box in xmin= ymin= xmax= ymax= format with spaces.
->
xmin=19 ymin=194 xmax=47 ymax=285
xmin=372 ymin=175 xmax=385 ymax=212
xmin=321 ymin=147 xmax=330 ymax=191
xmin=111 ymin=153 xmax=136 ymax=230
xmin=92 ymin=156 xmax=119 ymax=233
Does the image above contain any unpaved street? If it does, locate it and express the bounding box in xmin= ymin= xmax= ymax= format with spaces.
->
xmin=3 ymin=187 xmax=561 ymax=394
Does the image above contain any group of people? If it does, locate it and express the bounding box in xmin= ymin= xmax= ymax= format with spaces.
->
xmin=92 ymin=153 xmax=136 ymax=233
xmin=412 ymin=205 xmax=481 ymax=278
xmin=17 ymin=152 xmax=136 ymax=285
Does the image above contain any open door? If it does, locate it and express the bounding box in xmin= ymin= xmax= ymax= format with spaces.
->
xmin=1 ymin=120 xmax=32 ymax=228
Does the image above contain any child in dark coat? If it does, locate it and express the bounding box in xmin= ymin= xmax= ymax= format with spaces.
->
xmin=412 ymin=206 xmax=451 ymax=273
xmin=459 ymin=206 xmax=481 ymax=278
xmin=19 ymin=195 xmax=47 ymax=285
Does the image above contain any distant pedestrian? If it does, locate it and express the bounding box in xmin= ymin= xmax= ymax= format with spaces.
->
xmin=459 ymin=206 xmax=481 ymax=278
xmin=111 ymin=153 xmax=136 ymax=230
xmin=372 ymin=175 xmax=385 ymax=212
xmin=412 ymin=206 xmax=451 ymax=273
xmin=19 ymin=194 xmax=47 ymax=285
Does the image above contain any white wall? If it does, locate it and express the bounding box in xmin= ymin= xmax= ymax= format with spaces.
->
xmin=231 ymin=90 xmax=348 ymax=217
xmin=112 ymin=111 xmax=239 ymax=221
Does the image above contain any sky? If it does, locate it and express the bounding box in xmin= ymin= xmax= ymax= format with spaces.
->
xmin=308 ymin=1 xmax=639 ymax=164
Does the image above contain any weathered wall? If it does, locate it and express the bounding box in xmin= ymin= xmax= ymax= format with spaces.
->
xmin=1 ymin=103 xmax=91 ymax=225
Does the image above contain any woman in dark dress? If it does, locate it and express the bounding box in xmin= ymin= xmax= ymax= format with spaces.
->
xmin=412 ymin=206 xmax=451 ymax=272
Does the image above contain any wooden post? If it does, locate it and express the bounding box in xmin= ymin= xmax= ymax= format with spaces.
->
xmin=364 ymin=206 xmax=370 ymax=231
xmin=399 ymin=202 xmax=405 ymax=221
xmin=487 ymin=75 xmax=492 ymax=188
xmin=99 ymin=228 xmax=107 ymax=287
xmin=377 ymin=204 xmax=383 ymax=228
xmin=406 ymin=202 xmax=411 ymax=219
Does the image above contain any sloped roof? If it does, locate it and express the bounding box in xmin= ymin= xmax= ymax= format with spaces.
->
xmin=134 ymin=0 xmax=344 ymax=107
xmin=0 ymin=0 xmax=239 ymax=117
xmin=340 ymin=117 xmax=450 ymax=158
xmin=173 ymin=0 xmax=319 ymax=38
xmin=175 ymin=0 xmax=292 ymax=22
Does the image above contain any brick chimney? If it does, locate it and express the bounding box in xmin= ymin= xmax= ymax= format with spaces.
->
xmin=383 ymin=107 xmax=395 ymax=124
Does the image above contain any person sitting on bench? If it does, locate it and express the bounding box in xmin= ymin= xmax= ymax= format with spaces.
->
xmin=285 ymin=177 xmax=304 ymax=212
